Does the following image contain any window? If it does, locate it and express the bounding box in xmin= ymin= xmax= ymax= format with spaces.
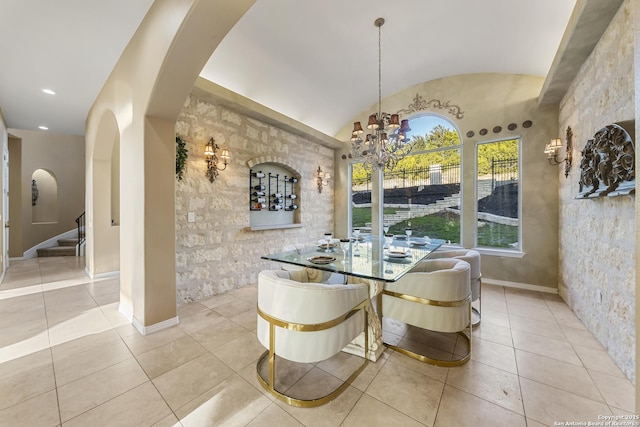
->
xmin=382 ymin=116 xmax=461 ymax=244
xmin=476 ymin=138 xmax=520 ymax=250
xmin=350 ymin=161 xmax=372 ymax=234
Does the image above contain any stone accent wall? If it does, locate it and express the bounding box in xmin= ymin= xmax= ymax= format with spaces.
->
xmin=558 ymin=0 xmax=635 ymax=381
xmin=175 ymin=93 xmax=335 ymax=304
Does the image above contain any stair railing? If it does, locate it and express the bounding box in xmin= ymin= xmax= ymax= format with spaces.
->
xmin=75 ymin=212 xmax=86 ymax=247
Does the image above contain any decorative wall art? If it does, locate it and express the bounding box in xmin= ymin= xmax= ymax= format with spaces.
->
xmin=577 ymin=123 xmax=635 ymax=198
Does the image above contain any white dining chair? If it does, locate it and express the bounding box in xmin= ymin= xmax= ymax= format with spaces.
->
xmin=256 ymin=269 xmax=370 ymax=407
xmin=380 ymin=258 xmax=472 ymax=366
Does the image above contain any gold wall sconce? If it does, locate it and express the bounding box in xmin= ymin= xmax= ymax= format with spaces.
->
xmin=204 ymin=137 xmax=230 ymax=183
xmin=317 ymin=166 xmax=330 ymax=193
xmin=544 ymin=126 xmax=573 ymax=178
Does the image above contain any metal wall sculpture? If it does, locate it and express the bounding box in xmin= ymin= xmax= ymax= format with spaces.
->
xmin=577 ymin=123 xmax=635 ymax=198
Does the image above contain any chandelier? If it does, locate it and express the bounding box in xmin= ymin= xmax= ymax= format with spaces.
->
xmin=350 ymin=17 xmax=412 ymax=170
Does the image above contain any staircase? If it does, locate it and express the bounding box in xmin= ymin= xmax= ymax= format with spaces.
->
xmin=37 ymin=238 xmax=77 ymax=257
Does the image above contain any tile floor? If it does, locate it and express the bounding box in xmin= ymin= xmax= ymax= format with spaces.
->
xmin=0 ymin=256 xmax=635 ymax=427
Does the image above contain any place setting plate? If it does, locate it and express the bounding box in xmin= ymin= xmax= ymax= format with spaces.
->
xmin=307 ymin=255 xmax=336 ymax=265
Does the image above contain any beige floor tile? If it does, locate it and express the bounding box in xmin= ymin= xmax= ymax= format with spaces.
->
xmin=573 ymin=344 xmax=626 ymax=378
xmin=446 ymin=359 xmax=523 ymax=414
xmin=482 ymin=308 xmax=510 ymax=328
xmin=525 ymin=419 xmax=548 ymax=427
xmin=434 ymin=385 xmax=525 ymax=427
xmin=152 ymin=413 xmax=183 ymax=427
xmin=560 ymin=325 xmax=603 ymax=350
xmin=0 ymin=271 xmax=43 ymax=290
xmin=136 ymin=334 xmax=206 ymax=379
xmin=122 ymin=325 xmax=187 ymax=355
xmin=506 ymin=302 xmax=555 ymax=323
xmin=0 ymin=389 xmax=60 ymax=427
xmin=588 ymin=369 xmax=635 ymax=412
xmin=177 ymin=309 xmax=225 ymax=335
xmin=342 ymin=394 xmax=424 ymax=427
xmin=0 ymin=315 xmax=48 ymax=348
xmin=276 ymin=382 xmax=362 ymax=427
xmin=0 ymin=284 xmax=44 ymax=301
xmin=211 ymin=298 xmax=254 ymax=318
xmin=0 ymin=292 xmax=45 ymax=317
xmin=403 ymin=326 xmax=458 ymax=354
xmin=176 ymin=374 xmax=271 ymax=427
xmin=511 ymin=330 xmax=581 ymax=366
xmin=237 ymin=361 xmax=277 ymax=402
xmin=176 ymin=301 xmax=209 ymax=319
xmin=508 ymin=313 xmax=565 ymax=341
xmin=285 ymin=367 xmax=346 ymax=402
xmin=346 ymin=350 xmax=391 ymax=392
xmin=62 ymin=381 xmax=172 ymax=427
xmin=515 ymin=350 xmax=603 ymax=402
xmin=520 ymin=377 xmax=611 ymax=426
xmin=0 ymin=329 xmax=51 ymax=364
xmin=212 ymin=330 xmax=265 ymax=372
xmin=58 ymin=357 xmax=148 ymax=422
xmin=481 ymin=298 xmax=508 ymax=314
xmin=246 ymin=404 xmax=303 ymax=427
xmin=153 ymin=352 xmax=234 ymax=410
xmin=52 ymin=330 xmax=133 ymax=386
xmin=0 ymin=349 xmax=55 ymax=411
xmin=47 ymin=309 xmax=114 ymax=347
xmin=200 ymin=293 xmax=242 ymax=310
xmin=189 ymin=319 xmax=250 ymax=351
xmin=227 ymin=285 xmax=258 ymax=305
xmin=230 ymin=309 xmax=258 ymax=331
xmin=471 ymin=321 xmax=513 ymax=346
xmin=470 ymin=337 xmax=517 ymax=374
xmin=387 ymin=344 xmax=448 ymax=377
xmin=505 ymin=293 xmax=548 ymax=310
xmin=99 ymin=302 xmax=134 ymax=328
xmin=550 ymin=307 xmax=587 ymax=330
xmin=366 ymin=359 xmax=444 ymax=425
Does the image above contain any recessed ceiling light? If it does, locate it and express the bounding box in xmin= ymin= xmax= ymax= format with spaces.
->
xmin=42 ymin=89 xmax=56 ymax=95
xmin=38 ymin=126 xmax=49 ymax=130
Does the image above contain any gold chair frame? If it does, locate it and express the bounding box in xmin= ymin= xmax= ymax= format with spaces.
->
xmin=380 ymin=290 xmax=472 ymax=367
xmin=256 ymin=299 xmax=369 ymax=408
xmin=472 ymin=275 xmax=482 ymax=327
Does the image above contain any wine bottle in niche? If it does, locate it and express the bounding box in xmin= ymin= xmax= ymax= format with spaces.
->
xmin=287 ymin=177 xmax=298 ymax=183
xmin=253 ymin=184 xmax=265 ymax=191
xmin=272 ymin=193 xmax=283 ymax=198
xmin=273 ymin=198 xmax=283 ymax=205
xmin=271 ymin=204 xmax=283 ymax=211
xmin=288 ymin=194 xmax=297 ymax=199
xmin=252 ymin=172 xmax=265 ymax=178
xmin=286 ymin=204 xmax=298 ymax=211
xmin=253 ymin=197 xmax=266 ymax=203
xmin=252 ymin=191 xmax=265 ymax=196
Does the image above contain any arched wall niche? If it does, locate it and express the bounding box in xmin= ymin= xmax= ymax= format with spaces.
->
xmin=247 ymin=156 xmax=302 ymax=229
xmin=31 ymin=168 xmax=57 ymax=224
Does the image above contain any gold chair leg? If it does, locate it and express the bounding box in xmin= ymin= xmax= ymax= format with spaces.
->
xmin=471 ymin=278 xmax=481 ymax=327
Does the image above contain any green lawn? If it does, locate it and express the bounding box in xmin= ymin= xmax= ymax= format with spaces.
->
xmin=352 ymin=208 xmax=517 ymax=248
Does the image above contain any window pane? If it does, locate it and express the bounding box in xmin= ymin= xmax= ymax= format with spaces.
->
xmin=383 ymin=121 xmax=461 ymax=244
xmin=351 ymin=162 xmax=372 ymax=234
xmin=476 ymin=139 xmax=520 ymax=249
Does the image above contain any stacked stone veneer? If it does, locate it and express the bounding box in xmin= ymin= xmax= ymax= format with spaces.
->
xmin=174 ymin=93 xmax=334 ymax=304
xmin=558 ymin=0 xmax=635 ymax=382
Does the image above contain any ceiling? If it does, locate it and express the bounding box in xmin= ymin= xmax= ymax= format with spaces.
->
xmin=0 ymin=0 xmax=577 ymax=137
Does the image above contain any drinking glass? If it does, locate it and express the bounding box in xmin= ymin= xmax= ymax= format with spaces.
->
xmin=339 ymin=238 xmax=350 ymax=264
xmin=384 ymin=233 xmax=393 ymax=249
xmin=405 ymin=227 xmax=412 ymax=243
xmin=324 ymin=232 xmax=333 ymax=253
xmin=383 ymin=223 xmax=390 ymax=234
xmin=352 ymin=228 xmax=361 ymax=256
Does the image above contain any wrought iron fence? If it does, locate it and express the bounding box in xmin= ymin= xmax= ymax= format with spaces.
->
xmin=352 ymin=158 xmax=518 ymax=192
xmin=490 ymin=157 xmax=518 ymax=190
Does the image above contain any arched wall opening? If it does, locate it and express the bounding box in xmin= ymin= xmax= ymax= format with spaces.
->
xmin=31 ymin=169 xmax=58 ymax=224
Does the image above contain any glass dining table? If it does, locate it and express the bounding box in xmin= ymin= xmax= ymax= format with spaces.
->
xmin=261 ymin=235 xmax=445 ymax=361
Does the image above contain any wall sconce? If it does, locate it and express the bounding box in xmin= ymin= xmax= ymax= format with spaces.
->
xmin=204 ymin=137 xmax=230 ymax=183
xmin=317 ymin=166 xmax=330 ymax=193
xmin=544 ymin=126 xmax=573 ymax=178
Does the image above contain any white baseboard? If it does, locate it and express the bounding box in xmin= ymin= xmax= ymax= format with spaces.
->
xmin=132 ymin=316 xmax=180 ymax=336
xmin=9 ymin=257 xmax=24 ymax=261
xmin=483 ymin=278 xmax=558 ymax=294
xmin=85 ymin=267 xmax=119 ymax=280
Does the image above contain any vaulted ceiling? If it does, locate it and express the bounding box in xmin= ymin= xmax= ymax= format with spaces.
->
xmin=0 ymin=0 xmax=576 ymax=137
